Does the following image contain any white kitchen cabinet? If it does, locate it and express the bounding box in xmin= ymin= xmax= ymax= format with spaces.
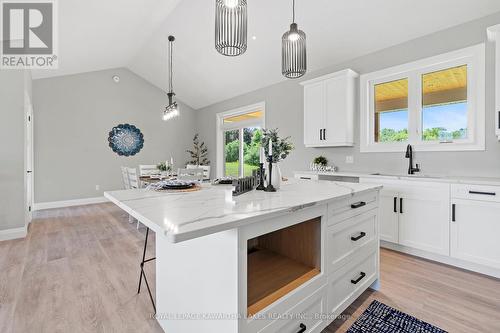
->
xmin=398 ymin=186 xmax=450 ymax=256
xmin=378 ymin=188 xmax=399 ymax=243
xmin=487 ymin=25 xmax=500 ymax=140
xmin=301 ymin=69 xmax=358 ymax=147
xmin=451 ymin=184 xmax=500 ymax=269
xmin=360 ymin=177 xmax=450 ymax=256
xmin=303 ymin=81 xmax=325 ymax=146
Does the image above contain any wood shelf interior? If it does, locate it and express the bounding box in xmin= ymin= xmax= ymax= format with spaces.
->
xmin=247 ymin=217 xmax=321 ymax=316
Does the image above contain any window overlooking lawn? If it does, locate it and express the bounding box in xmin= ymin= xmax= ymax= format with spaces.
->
xmin=360 ymin=44 xmax=484 ymax=152
xmin=217 ymin=103 xmax=265 ymax=178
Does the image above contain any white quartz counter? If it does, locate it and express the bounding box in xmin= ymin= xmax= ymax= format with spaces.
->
xmin=104 ymin=179 xmax=381 ymax=243
xmin=296 ymin=170 xmax=500 ymax=186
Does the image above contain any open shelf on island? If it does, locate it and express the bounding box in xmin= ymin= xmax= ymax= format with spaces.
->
xmin=247 ymin=217 xmax=321 ymax=316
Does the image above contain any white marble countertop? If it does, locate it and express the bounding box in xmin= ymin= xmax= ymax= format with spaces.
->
xmin=104 ymin=179 xmax=381 ymax=243
xmin=295 ymin=170 xmax=500 ymax=186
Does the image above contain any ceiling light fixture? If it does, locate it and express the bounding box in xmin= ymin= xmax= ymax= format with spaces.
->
xmin=215 ymin=0 xmax=247 ymax=56
xmin=282 ymin=0 xmax=306 ymax=79
xmin=163 ymin=35 xmax=179 ymax=121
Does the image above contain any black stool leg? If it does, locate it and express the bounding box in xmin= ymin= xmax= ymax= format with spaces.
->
xmin=137 ymin=227 xmax=156 ymax=313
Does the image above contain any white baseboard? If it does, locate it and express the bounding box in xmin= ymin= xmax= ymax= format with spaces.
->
xmin=33 ymin=196 xmax=108 ymax=211
xmin=381 ymin=240 xmax=500 ymax=279
xmin=0 ymin=226 xmax=27 ymax=241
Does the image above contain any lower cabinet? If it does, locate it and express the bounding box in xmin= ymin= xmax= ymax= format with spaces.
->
xmin=360 ymin=178 xmax=500 ymax=277
xmin=259 ymin=286 xmax=327 ymax=333
xmin=451 ymin=184 xmax=500 ymax=269
xmin=378 ymin=188 xmax=399 ymax=243
xmin=327 ymin=244 xmax=378 ymax=316
xmin=398 ymin=185 xmax=450 ymax=256
xmin=241 ymin=192 xmax=380 ymax=333
xmin=360 ymin=178 xmax=450 ymax=256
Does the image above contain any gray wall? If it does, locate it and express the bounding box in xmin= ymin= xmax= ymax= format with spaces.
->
xmin=197 ymin=12 xmax=500 ymax=179
xmin=33 ymin=68 xmax=197 ymax=203
xmin=0 ymin=70 xmax=29 ymax=230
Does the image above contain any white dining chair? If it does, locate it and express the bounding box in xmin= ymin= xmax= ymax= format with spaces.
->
xmin=127 ymin=167 xmax=143 ymax=229
xmin=139 ymin=164 xmax=159 ymax=177
xmin=177 ymin=168 xmax=204 ymax=182
xmin=121 ymin=166 xmax=130 ymax=189
xmin=127 ymin=167 xmax=140 ymax=189
xmin=186 ymin=164 xmax=211 ymax=181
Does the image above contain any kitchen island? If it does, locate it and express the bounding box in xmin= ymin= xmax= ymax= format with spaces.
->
xmin=105 ymin=179 xmax=381 ymax=333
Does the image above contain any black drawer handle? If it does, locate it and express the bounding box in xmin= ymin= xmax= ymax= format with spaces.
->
xmin=351 ymin=272 xmax=366 ymax=285
xmin=400 ymin=198 xmax=403 ymax=214
xmin=469 ymin=190 xmax=496 ymax=196
xmin=297 ymin=323 xmax=306 ymax=333
xmin=351 ymin=201 xmax=366 ymax=209
xmin=393 ymin=197 xmax=397 ymax=213
xmin=351 ymin=232 xmax=366 ymax=241
xmin=300 ymin=177 xmax=312 ymax=180
xmin=452 ymin=203 xmax=456 ymax=222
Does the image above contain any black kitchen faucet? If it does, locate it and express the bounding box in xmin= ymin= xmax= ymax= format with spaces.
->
xmin=405 ymin=144 xmax=420 ymax=175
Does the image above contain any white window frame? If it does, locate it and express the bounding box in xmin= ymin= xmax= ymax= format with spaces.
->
xmin=216 ymin=102 xmax=265 ymax=178
xmin=360 ymin=44 xmax=485 ymax=152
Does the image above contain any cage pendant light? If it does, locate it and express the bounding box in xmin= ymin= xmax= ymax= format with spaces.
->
xmin=215 ymin=0 xmax=248 ymax=56
xmin=282 ymin=0 xmax=306 ymax=79
xmin=163 ymin=35 xmax=179 ymax=121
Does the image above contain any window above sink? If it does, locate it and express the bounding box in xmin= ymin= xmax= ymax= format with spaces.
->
xmin=360 ymin=44 xmax=485 ymax=152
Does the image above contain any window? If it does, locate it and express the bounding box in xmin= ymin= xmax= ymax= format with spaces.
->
xmin=421 ymin=65 xmax=467 ymax=142
xmin=374 ymin=78 xmax=409 ymax=143
xmin=216 ymin=103 xmax=265 ymax=178
xmin=360 ymin=44 xmax=485 ymax=152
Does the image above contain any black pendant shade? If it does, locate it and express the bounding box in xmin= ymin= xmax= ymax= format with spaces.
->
xmin=282 ymin=0 xmax=307 ymax=79
xmin=215 ymin=0 xmax=248 ymax=56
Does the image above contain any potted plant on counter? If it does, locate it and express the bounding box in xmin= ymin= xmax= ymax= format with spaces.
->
xmin=261 ymin=128 xmax=294 ymax=189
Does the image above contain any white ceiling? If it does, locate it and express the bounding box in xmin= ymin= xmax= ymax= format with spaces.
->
xmin=31 ymin=0 xmax=181 ymax=79
xmin=34 ymin=0 xmax=500 ymax=109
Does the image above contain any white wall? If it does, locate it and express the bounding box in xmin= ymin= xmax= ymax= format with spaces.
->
xmin=196 ymin=12 xmax=500 ymax=179
xmin=33 ymin=68 xmax=197 ymax=203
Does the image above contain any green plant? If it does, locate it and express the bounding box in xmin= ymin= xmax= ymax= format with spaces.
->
xmin=157 ymin=162 xmax=172 ymax=172
xmin=313 ymin=156 xmax=328 ymax=166
xmin=224 ymin=140 xmax=240 ymax=162
xmin=261 ymin=128 xmax=294 ymax=162
xmin=186 ymin=133 xmax=210 ymax=165
xmin=243 ymin=128 xmax=263 ymax=166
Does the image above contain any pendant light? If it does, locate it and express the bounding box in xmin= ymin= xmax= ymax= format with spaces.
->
xmin=215 ymin=0 xmax=247 ymax=56
xmin=282 ymin=0 xmax=306 ymax=79
xmin=163 ymin=35 xmax=179 ymax=121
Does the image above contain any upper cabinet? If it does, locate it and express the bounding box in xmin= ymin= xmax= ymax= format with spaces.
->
xmin=488 ymin=25 xmax=500 ymax=141
xmin=301 ymin=69 xmax=358 ymax=147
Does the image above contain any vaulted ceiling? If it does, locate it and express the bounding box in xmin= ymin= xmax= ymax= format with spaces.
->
xmin=32 ymin=0 xmax=500 ymax=109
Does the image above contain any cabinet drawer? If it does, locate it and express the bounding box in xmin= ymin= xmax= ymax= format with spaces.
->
xmin=259 ymin=285 xmax=327 ymax=333
xmin=327 ymin=209 xmax=377 ymax=273
xmin=328 ymin=191 xmax=378 ymax=225
xmin=451 ymin=184 xmax=500 ymax=203
xmin=327 ymin=245 xmax=378 ymax=315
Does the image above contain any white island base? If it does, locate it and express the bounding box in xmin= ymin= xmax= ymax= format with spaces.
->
xmin=105 ymin=180 xmax=381 ymax=333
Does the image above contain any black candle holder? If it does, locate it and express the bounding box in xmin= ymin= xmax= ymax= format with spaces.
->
xmin=256 ymin=163 xmax=266 ymax=190
xmin=264 ymin=157 xmax=276 ymax=192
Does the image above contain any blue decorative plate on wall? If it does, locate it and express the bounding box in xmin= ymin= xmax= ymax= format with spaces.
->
xmin=108 ymin=124 xmax=144 ymax=156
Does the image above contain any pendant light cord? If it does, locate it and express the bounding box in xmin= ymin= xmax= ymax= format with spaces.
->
xmin=168 ymin=36 xmax=175 ymax=93
xmin=168 ymin=37 xmax=174 ymax=94
xmin=292 ymin=0 xmax=295 ymax=23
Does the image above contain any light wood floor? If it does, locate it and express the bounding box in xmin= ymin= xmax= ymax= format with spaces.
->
xmin=0 ymin=203 xmax=499 ymax=333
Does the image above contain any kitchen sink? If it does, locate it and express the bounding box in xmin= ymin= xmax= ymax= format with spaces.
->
xmin=370 ymin=173 xmax=443 ymax=179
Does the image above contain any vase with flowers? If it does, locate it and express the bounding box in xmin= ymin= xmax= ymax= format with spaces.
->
xmin=261 ymin=128 xmax=294 ymax=189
